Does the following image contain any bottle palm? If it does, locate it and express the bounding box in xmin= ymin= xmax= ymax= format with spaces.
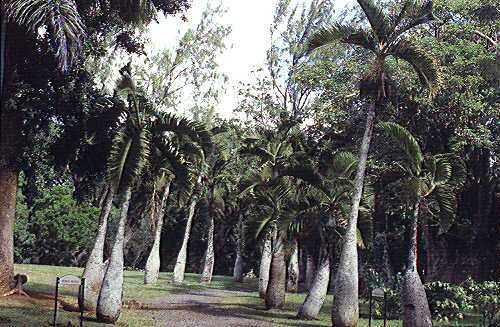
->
xmin=307 ymin=1 xmax=440 ymax=325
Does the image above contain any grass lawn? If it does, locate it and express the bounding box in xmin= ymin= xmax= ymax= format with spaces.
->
xmin=0 ymin=264 xmax=481 ymax=327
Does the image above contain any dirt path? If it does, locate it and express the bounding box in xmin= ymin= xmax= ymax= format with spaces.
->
xmin=137 ymin=288 xmax=275 ymax=327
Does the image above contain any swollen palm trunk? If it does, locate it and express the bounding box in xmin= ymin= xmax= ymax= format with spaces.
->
xmin=173 ymin=199 xmax=197 ymax=284
xmin=81 ymin=187 xmax=114 ymax=310
xmin=298 ymin=252 xmax=330 ymax=320
xmin=265 ymin=233 xmax=286 ymax=309
xmin=96 ymin=188 xmax=131 ymax=323
xmin=402 ymin=205 xmax=432 ymax=327
xmin=305 ymin=251 xmax=316 ymax=291
xmin=200 ymin=216 xmax=215 ymax=283
xmin=144 ymin=183 xmax=170 ymax=285
xmin=287 ymin=239 xmax=299 ymax=292
xmin=233 ymin=253 xmax=244 ymax=282
xmin=259 ymin=235 xmax=272 ymax=298
xmin=332 ymin=103 xmax=375 ymax=327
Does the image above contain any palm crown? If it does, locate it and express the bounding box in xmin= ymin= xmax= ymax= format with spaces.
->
xmin=308 ymin=0 xmax=441 ymax=99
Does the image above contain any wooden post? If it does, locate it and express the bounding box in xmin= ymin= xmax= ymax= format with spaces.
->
xmin=52 ymin=277 xmax=60 ymax=326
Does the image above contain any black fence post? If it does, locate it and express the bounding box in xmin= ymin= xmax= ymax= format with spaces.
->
xmin=80 ymin=278 xmax=85 ymax=327
xmin=368 ymin=290 xmax=373 ymax=327
xmin=53 ymin=277 xmax=60 ymax=326
xmin=383 ymin=291 xmax=387 ymax=327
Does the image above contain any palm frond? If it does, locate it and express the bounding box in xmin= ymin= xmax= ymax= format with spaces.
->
xmin=433 ymin=157 xmax=452 ymax=186
xmin=110 ymin=0 xmax=156 ymax=25
xmin=357 ymin=0 xmax=391 ymax=41
xmin=330 ymin=152 xmax=358 ymax=177
xmin=107 ymin=127 xmax=150 ymax=193
xmin=151 ymin=112 xmax=213 ymax=156
xmin=238 ymin=146 xmax=275 ymax=163
xmin=7 ymin=0 xmax=86 ymax=72
xmin=307 ymin=24 xmax=377 ymax=53
xmin=433 ymin=185 xmax=457 ymax=234
xmin=378 ymin=122 xmax=423 ymax=175
xmin=396 ymin=0 xmax=435 ymax=36
xmin=391 ymin=40 xmax=441 ymax=96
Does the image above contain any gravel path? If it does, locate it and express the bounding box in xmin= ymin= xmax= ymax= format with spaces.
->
xmin=137 ymin=288 xmax=275 ymax=327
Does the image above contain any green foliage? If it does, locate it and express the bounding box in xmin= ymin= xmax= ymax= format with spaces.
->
xmin=14 ymin=184 xmax=99 ymax=266
xmin=463 ymin=278 xmax=500 ymax=323
xmin=425 ymin=281 xmax=473 ymax=321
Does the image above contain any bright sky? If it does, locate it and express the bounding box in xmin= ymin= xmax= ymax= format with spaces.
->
xmin=148 ymin=0 xmax=353 ymax=118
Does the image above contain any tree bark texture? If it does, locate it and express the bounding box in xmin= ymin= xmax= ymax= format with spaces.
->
xmin=82 ymin=186 xmax=115 ymax=310
xmin=287 ymin=239 xmax=299 ymax=292
xmin=265 ymin=231 xmax=286 ymax=309
xmin=298 ymin=251 xmax=330 ymax=320
xmin=332 ymin=103 xmax=375 ymax=327
xmin=401 ymin=205 xmax=432 ymax=327
xmin=233 ymin=215 xmax=245 ymax=282
xmin=173 ymin=199 xmax=197 ymax=284
xmin=0 ymin=99 xmax=22 ymax=294
xmin=305 ymin=251 xmax=316 ymax=292
xmin=144 ymin=182 xmax=170 ymax=285
xmin=200 ymin=216 xmax=215 ymax=283
xmin=259 ymin=233 xmax=273 ymax=298
xmin=96 ymin=188 xmax=132 ymax=323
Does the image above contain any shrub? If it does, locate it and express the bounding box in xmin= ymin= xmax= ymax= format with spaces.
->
xmin=14 ymin=184 xmax=99 ymax=266
xmin=463 ymin=278 xmax=500 ymax=325
xmin=425 ymin=281 xmax=473 ymax=321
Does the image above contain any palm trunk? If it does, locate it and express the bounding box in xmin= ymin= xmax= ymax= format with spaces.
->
xmin=82 ymin=186 xmax=115 ymax=310
xmin=144 ymin=182 xmax=171 ymax=285
xmin=305 ymin=251 xmax=316 ymax=291
xmin=401 ymin=204 xmax=432 ymax=327
xmin=0 ymin=100 xmax=22 ymax=295
xmin=233 ymin=215 xmax=245 ymax=282
xmin=173 ymin=199 xmax=197 ymax=284
xmin=298 ymin=250 xmax=330 ymax=320
xmin=200 ymin=215 xmax=215 ymax=283
xmin=287 ymin=239 xmax=299 ymax=292
xmin=373 ymin=182 xmax=393 ymax=285
xmin=259 ymin=233 xmax=272 ymax=298
xmin=265 ymin=229 xmax=286 ymax=309
xmin=96 ymin=188 xmax=132 ymax=323
xmin=332 ymin=102 xmax=375 ymax=327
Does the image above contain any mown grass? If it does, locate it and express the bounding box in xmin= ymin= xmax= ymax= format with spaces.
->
xmin=0 ymin=264 xmax=482 ymax=327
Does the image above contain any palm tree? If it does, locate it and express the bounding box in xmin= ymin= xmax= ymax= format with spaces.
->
xmin=193 ymin=138 xmax=230 ymax=284
xmin=286 ymin=238 xmax=299 ymax=292
xmin=95 ymin=73 xmax=150 ymax=323
xmin=143 ymin=113 xmax=211 ymax=285
xmin=239 ymin=132 xmax=298 ymax=301
xmin=171 ymin=126 xmax=213 ymax=285
xmin=283 ymin=152 xmax=362 ymax=320
xmin=307 ymin=1 xmax=439 ymax=325
xmin=379 ymin=122 xmax=465 ymax=326
xmin=172 ymin=186 xmax=200 ymax=284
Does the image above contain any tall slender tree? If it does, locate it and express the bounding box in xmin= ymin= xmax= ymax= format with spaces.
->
xmin=307 ymin=1 xmax=440 ymax=325
xmin=379 ymin=122 xmax=465 ymax=326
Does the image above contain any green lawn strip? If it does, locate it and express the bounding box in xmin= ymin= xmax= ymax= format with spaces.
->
xmin=5 ymin=264 xmax=483 ymax=327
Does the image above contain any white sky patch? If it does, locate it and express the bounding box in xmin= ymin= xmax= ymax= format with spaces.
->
xmin=148 ymin=0 xmax=353 ymax=118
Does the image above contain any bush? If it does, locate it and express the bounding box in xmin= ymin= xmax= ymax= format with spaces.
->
xmin=14 ymin=184 xmax=99 ymax=266
xmin=425 ymin=281 xmax=473 ymax=321
xmin=463 ymin=278 xmax=500 ymax=325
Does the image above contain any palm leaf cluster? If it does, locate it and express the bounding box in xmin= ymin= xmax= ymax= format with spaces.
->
xmin=308 ymin=0 xmax=441 ymax=98
xmin=6 ymin=0 xmax=86 ymax=72
xmin=378 ymin=122 xmax=465 ymax=233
